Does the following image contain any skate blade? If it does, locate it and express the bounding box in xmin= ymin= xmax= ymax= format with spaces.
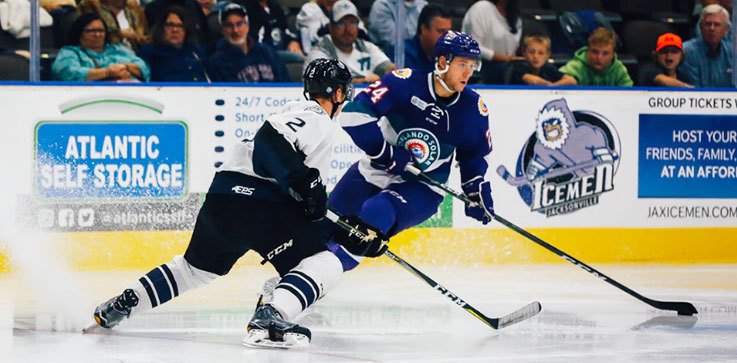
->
xmin=82 ymin=319 xmax=99 ymax=333
xmin=241 ymin=329 xmax=310 ymax=349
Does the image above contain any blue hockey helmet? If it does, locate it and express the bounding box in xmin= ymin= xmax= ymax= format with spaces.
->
xmin=434 ymin=30 xmax=481 ymax=62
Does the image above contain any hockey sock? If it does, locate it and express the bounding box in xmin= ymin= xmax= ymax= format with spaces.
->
xmin=271 ymin=251 xmax=343 ymax=320
xmin=129 ymin=255 xmax=218 ymax=314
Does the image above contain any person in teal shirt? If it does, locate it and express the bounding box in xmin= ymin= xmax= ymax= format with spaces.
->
xmin=558 ymin=27 xmax=633 ymax=87
xmin=52 ymin=13 xmax=150 ymax=82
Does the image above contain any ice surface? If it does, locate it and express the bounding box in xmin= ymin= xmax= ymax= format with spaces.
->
xmin=2 ymin=264 xmax=736 ymax=362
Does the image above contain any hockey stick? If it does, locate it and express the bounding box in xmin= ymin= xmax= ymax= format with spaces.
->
xmin=405 ymin=164 xmax=698 ymax=316
xmin=325 ymin=210 xmax=542 ymax=329
xmin=496 ymin=159 xmax=601 ymax=187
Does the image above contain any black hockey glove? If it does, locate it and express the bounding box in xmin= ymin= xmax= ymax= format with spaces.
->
xmin=461 ymin=178 xmax=494 ymax=225
xmin=289 ymin=168 xmax=328 ymax=221
xmin=369 ymin=141 xmax=414 ymax=176
xmin=333 ymin=214 xmax=389 ymax=257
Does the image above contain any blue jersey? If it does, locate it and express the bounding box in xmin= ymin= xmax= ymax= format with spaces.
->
xmin=339 ymin=68 xmax=492 ymax=185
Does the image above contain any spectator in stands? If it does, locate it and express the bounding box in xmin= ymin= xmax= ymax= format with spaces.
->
xmin=206 ymin=3 xmax=289 ymax=82
xmin=683 ymin=4 xmax=734 ymax=88
xmin=558 ymin=28 xmax=632 ymax=87
xmin=41 ymin=0 xmax=75 ymax=12
xmin=78 ymin=0 xmax=149 ymax=51
xmin=368 ymin=0 xmax=427 ymax=53
xmin=389 ymin=4 xmax=450 ymax=73
xmin=694 ymin=0 xmax=733 ymax=40
xmin=52 ymin=13 xmax=150 ymax=81
xmin=145 ymin=0 xmax=212 ymax=51
xmin=296 ymin=0 xmax=367 ymax=54
xmin=242 ymin=0 xmax=304 ymax=61
xmin=639 ymin=33 xmax=693 ymax=87
xmin=462 ymin=0 xmax=522 ymax=84
xmin=137 ymin=6 xmax=210 ymax=82
xmin=196 ymin=0 xmax=214 ymax=15
xmin=506 ymin=34 xmax=576 ymax=86
xmin=0 ymin=0 xmax=53 ymax=38
xmin=306 ymin=0 xmax=394 ymax=84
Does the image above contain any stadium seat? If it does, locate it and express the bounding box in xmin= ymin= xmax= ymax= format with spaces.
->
xmin=617 ymin=0 xmax=689 ymax=25
xmin=0 ymin=52 xmax=29 ymax=80
xmin=519 ymin=0 xmax=557 ymax=22
xmin=285 ymin=60 xmax=305 ymax=82
xmin=622 ymin=20 xmax=674 ymax=60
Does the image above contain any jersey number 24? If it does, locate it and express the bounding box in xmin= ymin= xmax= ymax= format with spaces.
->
xmin=363 ymin=80 xmax=389 ymax=104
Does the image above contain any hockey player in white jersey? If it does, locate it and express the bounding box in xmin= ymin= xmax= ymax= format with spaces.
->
xmin=87 ymin=59 xmax=389 ymax=348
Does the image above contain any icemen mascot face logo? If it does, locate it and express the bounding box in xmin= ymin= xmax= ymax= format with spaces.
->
xmin=496 ymin=98 xmax=621 ymax=217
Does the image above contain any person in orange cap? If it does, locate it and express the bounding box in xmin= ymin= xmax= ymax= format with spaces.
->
xmin=640 ymin=32 xmax=694 ymax=87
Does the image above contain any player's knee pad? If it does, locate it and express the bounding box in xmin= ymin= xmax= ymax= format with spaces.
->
xmin=272 ymin=251 xmax=343 ymax=320
xmin=132 ymin=255 xmax=218 ymax=311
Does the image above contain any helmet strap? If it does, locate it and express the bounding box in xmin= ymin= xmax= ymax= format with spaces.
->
xmin=433 ymin=55 xmax=454 ymax=94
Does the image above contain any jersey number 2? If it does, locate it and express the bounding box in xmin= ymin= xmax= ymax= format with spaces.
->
xmin=286 ymin=117 xmax=306 ymax=132
xmin=364 ymin=80 xmax=389 ymax=104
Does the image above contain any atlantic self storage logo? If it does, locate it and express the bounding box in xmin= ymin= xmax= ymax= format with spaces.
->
xmin=34 ymin=97 xmax=188 ymax=200
xmin=497 ymin=98 xmax=621 ymax=217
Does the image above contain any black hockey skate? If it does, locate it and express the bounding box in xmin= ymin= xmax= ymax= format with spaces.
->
xmin=89 ymin=289 xmax=140 ymax=330
xmin=241 ymin=297 xmax=311 ymax=349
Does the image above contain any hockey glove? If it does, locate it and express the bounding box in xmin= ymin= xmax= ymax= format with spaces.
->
xmin=461 ymin=178 xmax=494 ymax=225
xmin=333 ymin=214 xmax=389 ymax=257
xmin=369 ymin=141 xmax=414 ymax=176
xmin=289 ymin=168 xmax=328 ymax=221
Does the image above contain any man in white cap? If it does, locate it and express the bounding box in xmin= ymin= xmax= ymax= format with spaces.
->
xmin=306 ymin=0 xmax=395 ymax=84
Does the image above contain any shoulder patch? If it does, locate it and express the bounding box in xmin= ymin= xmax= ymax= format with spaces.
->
xmin=478 ymin=98 xmax=489 ymax=116
xmin=392 ymin=68 xmax=412 ymax=79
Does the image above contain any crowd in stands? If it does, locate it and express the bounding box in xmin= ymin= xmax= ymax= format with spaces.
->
xmin=0 ymin=0 xmax=734 ymax=87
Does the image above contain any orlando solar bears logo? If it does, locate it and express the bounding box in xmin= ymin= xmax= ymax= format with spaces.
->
xmin=497 ymin=98 xmax=621 ymax=217
xmin=396 ymin=128 xmax=440 ymax=170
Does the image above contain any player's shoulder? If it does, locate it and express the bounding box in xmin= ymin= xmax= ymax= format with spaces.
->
xmin=381 ymin=68 xmax=427 ymax=85
xmin=272 ymin=100 xmax=330 ymax=122
xmin=457 ymin=88 xmax=490 ymax=120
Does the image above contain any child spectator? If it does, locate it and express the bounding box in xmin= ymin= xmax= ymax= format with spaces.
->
xmin=640 ymin=33 xmax=693 ymax=87
xmin=52 ymin=13 xmax=150 ymax=81
xmin=506 ymin=34 xmax=576 ymax=85
xmin=559 ymin=27 xmax=633 ymax=87
xmin=137 ymin=6 xmax=210 ymax=82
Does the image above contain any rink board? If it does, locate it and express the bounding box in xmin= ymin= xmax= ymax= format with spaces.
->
xmin=1 ymin=82 xmax=736 ymax=272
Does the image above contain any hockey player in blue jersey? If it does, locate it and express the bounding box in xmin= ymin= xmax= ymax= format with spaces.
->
xmin=328 ymin=30 xmax=496 ymax=270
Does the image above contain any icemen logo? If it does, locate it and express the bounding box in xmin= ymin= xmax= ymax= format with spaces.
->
xmin=392 ymin=68 xmax=412 ymax=79
xmin=497 ymin=98 xmax=621 ymax=217
xmin=396 ymin=128 xmax=440 ymax=170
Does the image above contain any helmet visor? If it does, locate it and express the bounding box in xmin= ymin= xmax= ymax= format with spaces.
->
xmin=344 ymin=83 xmax=355 ymax=101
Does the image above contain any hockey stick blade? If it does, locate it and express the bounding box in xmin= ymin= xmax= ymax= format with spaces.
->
xmin=405 ymin=164 xmax=698 ymax=316
xmin=325 ymin=210 xmax=541 ymax=330
xmin=496 ymin=301 xmax=542 ymax=329
xmin=383 ymin=248 xmax=541 ymax=330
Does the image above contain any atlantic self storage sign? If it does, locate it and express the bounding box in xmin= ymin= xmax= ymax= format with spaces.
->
xmin=35 ymin=122 xmax=187 ymax=199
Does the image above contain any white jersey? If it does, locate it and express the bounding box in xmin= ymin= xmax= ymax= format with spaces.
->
xmin=306 ymin=36 xmax=392 ymax=78
xmin=219 ymin=100 xmax=339 ymax=187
